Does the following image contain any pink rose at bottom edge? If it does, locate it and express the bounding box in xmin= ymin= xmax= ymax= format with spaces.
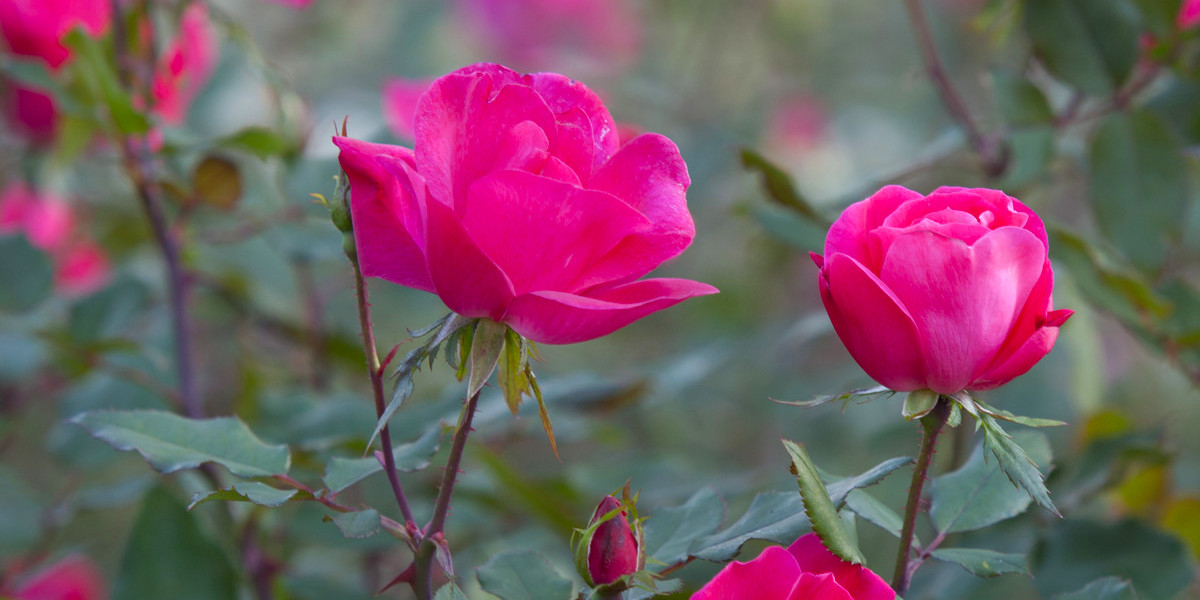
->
xmin=692 ymin=533 xmax=894 ymax=600
xmin=813 ymin=185 xmax=1073 ymax=395
xmin=5 ymin=554 xmax=108 ymax=600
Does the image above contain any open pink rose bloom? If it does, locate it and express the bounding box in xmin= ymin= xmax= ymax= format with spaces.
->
xmin=0 ymin=0 xmax=109 ymax=70
xmin=813 ymin=185 xmax=1072 ymax=395
xmin=336 ymin=63 xmax=716 ymax=344
xmin=4 ymin=554 xmax=107 ymax=600
xmin=693 ymin=533 xmax=894 ymax=600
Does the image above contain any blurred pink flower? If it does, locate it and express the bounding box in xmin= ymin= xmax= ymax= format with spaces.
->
xmin=1180 ymin=0 xmax=1200 ymax=29
xmin=150 ymin=3 xmax=218 ymax=125
xmin=342 ymin=63 xmax=715 ymax=344
xmin=454 ymin=0 xmax=642 ymax=72
xmin=0 ymin=0 xmax=109 ymax=70
xmin=4 ymin=82 xmax=58 ymax=143
xmin=765 ymin=94 xmax=829 ymax=155
xmin=0 ymin=182 xmax=110 ymax=296
xmin=4 ymin=555 xmax=107 ymax=600
xmin=693 ymin=534 xmax=893 ymax=600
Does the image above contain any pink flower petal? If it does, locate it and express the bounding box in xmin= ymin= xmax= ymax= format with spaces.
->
xmin=786 ymin=573 xmax=854 ymax=600
xmin=821 ymin=253 xmax=927 ymax=391
xmin=972 ymin=309 xmax=1073 ymax=389
xmin=460 ymin=170 xmax=650 ymax=295
xmin=825 ymin=185 xmax=923 ymax=270
xmin=575 ymin=133 xmax=694 ymax=289
xmin=529 ymin=71 xmax=620 ymax=172
xmin=6 ymin=83 xmax=58 ymax=143
xmin=333 ymin=136 xmax=434 ymax=293
xmin=502 ymin=278 xmax=718 ymax=344
xmin=423 ymin=193 xmax=515 ymax=320
xmin=382 ymin=77 xmax=433 ymax=140
xmin=692 ymin=546 xmax=803 ymax=600
xmin=11 ymin=554 xmax=107 ymax=600
xmin=786 ymin=534 xmax=895 ymax=600
xmin=878 ymin=227 xmax=1046 ymax=394
xmin=0 ymin=0 xmax=109 ymax=70
xmin=150 ymin=3 xmax=217 ymax=125
xmin=55 ymin=240 xmax=110 ymax=297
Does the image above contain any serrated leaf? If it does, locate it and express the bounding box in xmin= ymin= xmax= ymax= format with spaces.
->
xmin=1024 ymin=0 xmax=1141 ymax=95
xmin=433 ymin=583 xmax=469 ymax=600
xmin=783 ymin=440 xmax=863 ymax=564
xmin=1089 ymin=109 xmax=1189 ymax=273
xmin=323 ymin=425 xmax=441 ymax=494
xmin=931 ymin=429 xmax=1052 ymax=533
xmin=0 ymin=234 xmax=53 ymax=313
xmin=932 ymin=548 xmax=1028 ymax=577
xmin=844 ymin=489 xmax=905 ymax=539
xmin=774 ymin=385 xmax=895 ymax=408
xmin=687 ymin=491 xmax=809 ymax=562
xmin=324 ymin=509 xmax=380 ymax=539
xmin=974 ymin=399 xmax=1067 ymax=428
xmin=980 ymin=416 xmax=1059 ymax=516
xmin=112 ymin=487 xmax=236 ymax=600
xmin=469 ymin=319 xmax=506 ymax=399
xmin=72 ymin=410 xmax=290 ymax=478
xmin=825 ymin=456 xmax=915 ymax=508
xmin=476 ymin=551 xmax=575 ymax=600
xmin=641 ymin=488 xmax=725 ymax=568
xmin=188 ymin=481 xmax=300 ymax=510
xmin=1054 ymin=577 xmax=1140 ymax=600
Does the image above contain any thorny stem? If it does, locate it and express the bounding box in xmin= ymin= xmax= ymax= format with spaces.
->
xmin=892 ymin=397 xmax=952 ymax=595
xmin=902 ymin=0 xmax=1007 ymax=178
xmin=349 ymin=245 xmax=418 ymax=530
xmin=414 ymin=388 xmax=483 ymax=599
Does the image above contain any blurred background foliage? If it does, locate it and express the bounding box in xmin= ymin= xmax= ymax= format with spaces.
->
xmin=2 ymin=0 xmax=1200 ymax=598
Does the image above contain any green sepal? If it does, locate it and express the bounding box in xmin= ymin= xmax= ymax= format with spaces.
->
xmin=782 ymin=439 xmax=865 ymax=564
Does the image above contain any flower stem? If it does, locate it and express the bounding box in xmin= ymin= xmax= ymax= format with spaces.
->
xmin=891 ymin=396 xmax=951 ymax=595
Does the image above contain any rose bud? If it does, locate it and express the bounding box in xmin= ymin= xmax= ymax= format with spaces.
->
xmin=573 ymin=495 xmax=641 ymax=589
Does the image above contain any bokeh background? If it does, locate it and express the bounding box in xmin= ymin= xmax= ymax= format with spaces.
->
xmin=2 ymin=0 xmax=1200 ymax=598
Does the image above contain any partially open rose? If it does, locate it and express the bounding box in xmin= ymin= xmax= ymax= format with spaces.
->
xmin=336 ymin=63 xmax=716 ymax=344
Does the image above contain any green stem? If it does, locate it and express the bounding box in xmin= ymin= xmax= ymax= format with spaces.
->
xmin=891 ymin=397 xmax=951 ymax=595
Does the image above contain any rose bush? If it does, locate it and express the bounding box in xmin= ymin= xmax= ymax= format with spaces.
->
xmin=692 ymin=533 xmax=893 ymax=600
xmin=336 ymin=63 xmax=716 ymax=344
xmin=813 ymin=185 xmax=1072 ymax=395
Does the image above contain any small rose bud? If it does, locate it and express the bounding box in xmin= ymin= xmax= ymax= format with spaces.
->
xmin=586 ymin=495 xmax=638 ymax=586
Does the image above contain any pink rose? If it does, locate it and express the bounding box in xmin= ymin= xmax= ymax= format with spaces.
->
xmin=0 ymin=0 xmax=109 ymax=70
xmin=337 ymin=63 xmax=716 ymax=344
xmin=813 ymin=185 xmax=1072 ymax=395
xmin=1180 ymin=0 xmax=1200 ymax=29
xmin=0 ymin=183 xmax=110 ymax=296
xmin=4 ymin=555 xmax=107 ymax=600
xmin=149 ymin=3 xmax=217 ymax=125
xmin=693 ymin=533 xmax=893 ymax=600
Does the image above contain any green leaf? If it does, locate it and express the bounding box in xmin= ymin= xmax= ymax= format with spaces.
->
xmin=844 ymin=489 xmax=904 ymax=539
xmin=980 ymin=415 xmax=1058 ymax=516
xmin=825 ymin=456 xmax=915 ymax=508
xmin=687 ymin=491 xmax=809 ymax=562
xmin=476 ymin=551 xmax=575 ymax=600
xmin=1024 ymin=0 xmax=1141 ymax=94
xmin=188 ymin=481 xmax=301 ymax=510
xmin=111 ymin=487 xmax=236 ymax=600
xmin=774 ymin=385 xmax=895 ymax=409
xmin=0 ymin=234 xmax=53 ymax=313
xmin=994 ymin=71 xmax=1055 ymax=126
xmin=1003 ymin=127 xmax=1056 ymax=187
xmin=192 ymin=155 xmax=242 ymax=212
xmin=974 ymin=399 xmax=1068 ymax=428
xmin=783 ymin=439 xmax=864 ymax=564
xmin=931 ymin=548 xmax=1029 ymax=577
xmin=931 ymin=429 xmax=1052 ymax=533
xmin=323 ymin=425 xmax=441 ymax=494
xmin=498 ymin=327 xmax=528 ymax=414
xmin=641 ymin=488 xmax=726 ymax=568
xmin=1048 ymin=227 xmax=1170 ymax=322
xmin=1054 ymin=577 xmax=1141 ymax=600
xmin=1034 ymin=519 xmax=1189 ymax=600
xmin=324 ymin=509 xmax=381 ymax=539
xmin=903 ymin=390 xmax=939 ymax=421
xmin=740 ymin=148 xmax=829 ymax=226
xmin=219 ymin=127 xmax=293 ymax=158
xmin=469 ymin=319 xmax=507 ymax=399
xmin=69 ymin=277 xmax=151 ymax=343
xmin=1089 ymin=110 xmax=1189 ymax=273
xmin=433 ymin=583 xmax=470 ymax=600
xmin=71 ymin=410 xmax=291 ymax=478
xmin=61 ymin=29 xmax=149 ymax=134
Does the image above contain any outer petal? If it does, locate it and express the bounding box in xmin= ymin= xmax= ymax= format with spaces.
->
xmin=692 ymin=546 xmax=802 ymax=600
xmin=971 ymin=309 xmax=1073 ymax=389
xmin=878 ymin=227 xmax=1045 ymax=394
xmin=334 ymin=136 xmax=434 ymax=293
xmin=821 ymin=253 xmax=926 ymax=391
xmin=502 ymin=278 xmax=718 ymax=344
xmin=460 ymin=170 xmax=650 ymax=295
xmin=787 ymin=534 xmax=896 ymax=600
xmin=423 ymin=193 xmax=515 ymax=320
xmin=574 ymin=133 xmax=694 ymax=290
xmin=415 ymin=68 xmax=557 ymax=206
xmin=786 ymin=573 xmax=854 ymax=600
xmin=825 ymin=185 xmax=923 ymax=269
